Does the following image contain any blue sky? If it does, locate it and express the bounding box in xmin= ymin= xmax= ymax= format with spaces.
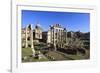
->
xmin=22 ymin=10 xmax=90 ymax=32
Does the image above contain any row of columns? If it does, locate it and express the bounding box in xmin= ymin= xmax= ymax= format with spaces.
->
xmin=50 ymin=26 xmax=67 ymax=51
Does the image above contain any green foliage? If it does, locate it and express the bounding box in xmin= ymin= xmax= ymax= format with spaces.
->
xmin=65 ymin=38 xmax=84 ymax=49
xmin=34 ymin=42 xmax=47 ymax=50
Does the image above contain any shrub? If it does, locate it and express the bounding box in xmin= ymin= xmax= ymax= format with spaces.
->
xmin=77 ymin=48 xmax=86 ymax=55
xmin=57 ymin=48 xmax=77 ymax=55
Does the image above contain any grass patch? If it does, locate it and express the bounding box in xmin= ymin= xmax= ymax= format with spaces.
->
xmin=22 ymin=57 xmax=49 ymax=63
xmin=22 ymin=48 xmax=49 ymax=62
xmin=66 ymin=55 xmax=85 ymax=60
xmin=57 ymin=51 xmax=88 ymax=60
xmin=45 ymin=51 xmax=71 ymax=61
xmin=22 ymin=48 xmax=33 ymax=58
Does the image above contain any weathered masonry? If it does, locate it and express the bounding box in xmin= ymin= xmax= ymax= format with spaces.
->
xmin=47 ymin=24 xmax=67 ymax=51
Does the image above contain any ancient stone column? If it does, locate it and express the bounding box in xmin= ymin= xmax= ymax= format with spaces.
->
xmin=50 ymin=25 xmax=53 ymax=44
xmin=30 ymin=24 xmax=35 ymax=55
xmin=54 ymin=28 xmax=57 ymax=51
xmin=25 ymin=26 xmax=28 ymax=48
xmin=30 ymin=26 xmax=33 ymax=48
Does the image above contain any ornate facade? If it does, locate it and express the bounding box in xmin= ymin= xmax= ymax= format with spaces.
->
xmin=22 ymin=24 xmax=35 ymax=53
xmin=34 ymin=25 xmax=42 ymax=39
